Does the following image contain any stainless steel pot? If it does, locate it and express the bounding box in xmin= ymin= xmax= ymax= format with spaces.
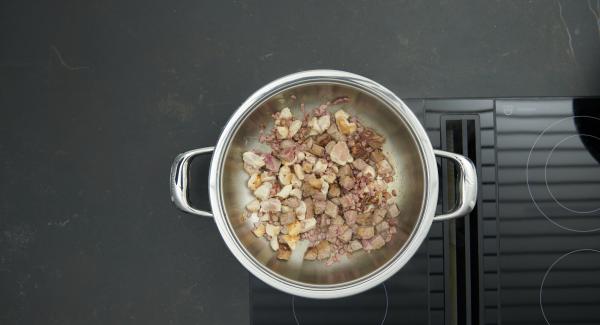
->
xmin=169 ymin=70 xmax=477 ymax=299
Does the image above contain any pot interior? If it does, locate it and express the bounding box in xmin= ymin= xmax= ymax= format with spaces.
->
xmin=219 ymin=82 xmax=427 ymax=286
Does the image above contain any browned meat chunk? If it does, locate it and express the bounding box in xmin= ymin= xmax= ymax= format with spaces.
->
xmin=357 ymin=226 xmax=375 ymax=239
xmin=376 ymin=221 xmax=390 ymax=233
xmin=277 ymin=245 xmax=292 ymax=260
xmin=339 ymin=194 xmax=356 ymax=210
xmin=316 ymin=240 xmax=332 ymax=260
xmin=373 ymin=208 xmax=387 ymax=224
xmin=339 ymin=175 xmax=355 ymax=190
xmin=282 ymin=197 xmax=300 ymax=208
xmin=343 ymin=210 xmax=358 ymax=225
xmin=304 ymin=247 xmax=318 ymax=260
xmin=328 ymin=183 xmax=341 ymax=198
xmin=376 ymin=160 xmax=394 ymax=177
xmin=324 ymin=200 xmax=339 ymax=217
xmin=338 ymin=227 xmax=353 ymax=242
xmin=279 ymin=212 xmax=296 ymax=225
xmin=337 ymin=164 xmax=352 ymax=178
xmin=370 ymin=150 xmax=385 ymax=163
xmin=348 ymin=240 xmax=363 ymax=252
xmin=352 ymin=158 xmax=369 ymax=171
xmin=310 ymin=144 xmax=325 ymax=157
xmin=304 ymin=198 xmax=314 ymax=219
xmin=356 ymin=213 xmax=373 ymax=226
xmin=314 ymin=199 xmax=327 ymax=214
xmin=363 ymin=235 xmax=385 ymax=250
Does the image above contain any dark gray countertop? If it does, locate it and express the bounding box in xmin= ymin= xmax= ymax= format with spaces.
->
xmin=1 ymin=0 xmax=599 ymax=324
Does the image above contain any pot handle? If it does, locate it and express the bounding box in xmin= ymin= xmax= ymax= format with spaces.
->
xmin=170 ymin=147 xmax=214 ymax=217
xmin=432 ymin=149 xmax=478 ymax=222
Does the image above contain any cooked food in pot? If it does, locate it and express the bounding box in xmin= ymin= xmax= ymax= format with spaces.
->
xmin=242 ymin=97 xmax=400 ymax=265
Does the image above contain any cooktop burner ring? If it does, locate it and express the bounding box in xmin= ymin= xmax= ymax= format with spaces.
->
xmin=539 ymin=248 xmax=600 ymax=325
xmin=291 ymin=283 xmax=389 ymax=325
xmin=527 ymin=115 xmax=600 ymax=232
xmin=545 ymin=133 xmax=600 ymax=214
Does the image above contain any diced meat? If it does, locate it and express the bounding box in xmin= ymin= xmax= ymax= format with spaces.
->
xmin=279 ymin=212 xmax=296 ymax=225
xmin=304 ymin=247 xmax=318 ymax=260
xmin=376 ymin=160 xmax=394 ymax=177
xmin=293 ymin=164 xmax=305 ymax=180
xmin=356 ymin=213 xmax=372 ymax=226
xmin=263 ymin=153 xmax=281 ymax=172
xmin=282 ymin=234 xmax=300 ymax=250
xmin=295 ymin=201 xmax=307 ymax=220
xmin=289 ymin=120 xmax=302 ymax=137
xmin=243 ymin=151 xmax=265 ymax=170
xmin=305 ymin=174 xmax=322 ymax=189
xmin=276 ymin=184 xmax=293 ymax=198
xmin=304 ymin=198 xmax=314 ymax=219
xmin=270 ymin=237 xmax=279 ymax=251
xmin=326 ymin=224 xmax=341 ymax=242
xmin=315 ymin=133 xmax=332 ymax=146
xmin=343 ymin=210 xmax=358 ymax=225
xmin=339 ymin=194 xmax=356 ymax=210
xmin=332 ymin=216 xmax=345 ymax=225
xmin=338 ymin=227 xmax=353 ymax=242
xmin=363 ymin=235 xmax=385 ymax=251
xmin=357 ymin=226 xmax=375 ymax=239
xmin=279 ymin=107 xmax=293 ymax=120
xmin=324 ymin=201 xmax=339 ymax=217
xmin=337 ymin=164 xmax=352 ymax=178
xmin=363 ymin=129 xmax=385 ymax=149
xmin=330 ymin=141 xmax=352 ymax=165
xmin=310 ymin=144 xmax=325 ymax=157
xmin=313 ymin=159 xmax=328 ymax=174
xmin=246 ymin=199 xmax=260 ymax=212
xmin=266 ymin=224 xmax=281 ymax=237
xmin=327 ymin=123 xmax=344 ymax=141
xmin=339 ymin=175 xmax=355 ymax=190
xmin=287 ymin=221 xmax=303 ymax=236
xmin=277 ymin=245 xmax=292 ymax=260
xmin=387 ymin=203 xmax=400 ymax=218
xmin=322 ymin=169 xmax=337 ymax=183
xmin=314 ymin=200 xmax=327 ymax=214
xmin=247 ymin=173 xmax=262 ymax=190
xmin=352 ymin=158 xmax=369 ymax=171
xmin=254 ymin=182 xmax=272 ymax=200
xmin=282 ymin=197 xmax=300 ymax=208
xmin=260 ymin=198 xmax=281 ymax=213
xmin=348 ymin=240 xmax=363 ymax=252
xmin=328 ymin=183 xmax=341 ymax=198
xmin=316 ymin=240 xmax=332 ymax=260
xmin=300 ymin=218 xmax=317 ymax=232
xmin=370 ymin=150 xmax=386 ymax=162
xmin=278 ymin=166 xmax=293 ymax=185
xmin=290 ymin=188 xmax=302 ymax=199
xmin=334 ymin=110 xmax=357 ymax=135
xmin=376 ymin=221 xmax=390 ymax=233
xmin=325 ymin=140 xmax=336 ymax=154
xmin=373 ymin=208 xmax=387 ymax=224
xmin=244 ymin=162 xmax=259 ymax=174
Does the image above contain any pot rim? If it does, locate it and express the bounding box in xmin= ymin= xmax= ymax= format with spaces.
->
xmin=208 ymin=70 xmax=439 ymax=299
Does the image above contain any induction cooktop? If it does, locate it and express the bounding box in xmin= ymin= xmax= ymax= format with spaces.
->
xmin=249 ymin=97 xmax=600 ymax=325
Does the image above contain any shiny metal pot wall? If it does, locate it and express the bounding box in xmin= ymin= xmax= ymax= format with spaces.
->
xmin=170 ymin=70 xmax=477 ymax=299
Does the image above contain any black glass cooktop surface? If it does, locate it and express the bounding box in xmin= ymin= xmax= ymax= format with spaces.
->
xmin=249 ymin=98 xmax=600 ymax=325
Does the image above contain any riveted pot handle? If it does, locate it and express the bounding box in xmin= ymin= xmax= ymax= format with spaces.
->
xmin=433 ymin=150 xmax=478 ymax=222
xmin=170 ymin=147 xmax=214 ymax=217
